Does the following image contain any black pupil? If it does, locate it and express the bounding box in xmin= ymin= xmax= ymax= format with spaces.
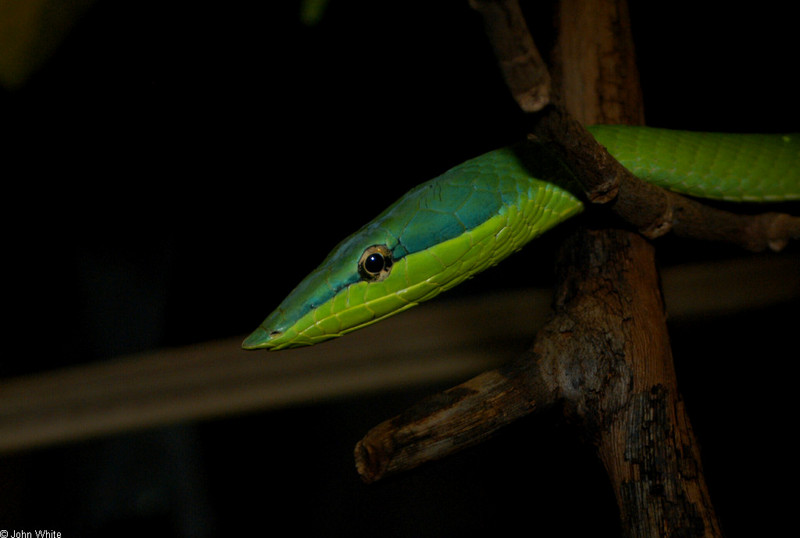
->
xmin=364 ymin=253 xmax=385 ymax=274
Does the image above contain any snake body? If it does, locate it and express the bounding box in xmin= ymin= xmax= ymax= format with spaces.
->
xmin=243 ymin=126 xmax=799 ymax=350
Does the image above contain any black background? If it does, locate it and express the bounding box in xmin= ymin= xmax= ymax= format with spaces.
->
xmin=2 ymin=1 xmax=797 ymax=536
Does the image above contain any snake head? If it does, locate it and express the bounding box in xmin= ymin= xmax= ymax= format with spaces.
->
xmin=242 ymin=145 xmax=582 ymax=351
xmin=241 ymin=232 xmax=413 ymax=350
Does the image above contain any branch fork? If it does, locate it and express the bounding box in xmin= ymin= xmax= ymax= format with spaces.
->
xmin=355 ymin=1 xmax=795 ymax=536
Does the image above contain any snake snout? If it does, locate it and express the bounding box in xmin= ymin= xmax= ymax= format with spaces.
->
xmin=241 ymin=326 xmax=281 ymax=350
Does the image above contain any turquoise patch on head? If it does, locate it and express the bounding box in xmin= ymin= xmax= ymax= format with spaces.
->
xmin=400 ymin=209 xmax=466 ymax=254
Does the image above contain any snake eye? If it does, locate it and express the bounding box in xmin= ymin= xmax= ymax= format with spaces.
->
xmin=358 ymin=245 xmax=393 ymax=281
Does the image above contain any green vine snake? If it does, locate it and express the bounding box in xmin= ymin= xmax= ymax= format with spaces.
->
xmin=243 ymin=126 xmax=799 ymax=350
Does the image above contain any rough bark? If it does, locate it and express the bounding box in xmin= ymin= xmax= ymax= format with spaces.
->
xmin=355 ymin=1 xmax=794 ymax=536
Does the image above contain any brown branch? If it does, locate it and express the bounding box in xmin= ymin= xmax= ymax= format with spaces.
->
xmin=356 ymin=1 xmax=792 ymax=535
xmin=527 ymin=105 xmax=800 ymax=251
xmin=471 ymin=1 xmax=798 ymax=252
xmin=355 ymin=354 xmax=554 ymax=483
xmin=544 ymin=227 xmax=722 ymax=537
xmin=468 ymin=0 xmax=551 ymax=112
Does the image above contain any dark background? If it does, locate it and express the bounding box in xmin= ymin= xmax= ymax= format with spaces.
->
xmin=2 ymin=1 xmax=797 ymax=536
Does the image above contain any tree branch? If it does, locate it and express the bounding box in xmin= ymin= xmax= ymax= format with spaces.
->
xmin=468 ymin=0 xmax=551 ymax=112
xmin=526 ymin=105 xmax=800 ymax=251
xmin=356 ymin=3 xmax=793 ymax=535
xmin=471 ymin=0 xmax=798 ymax=252
xmin=355 ymin=354 xmax=554 ymax=483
